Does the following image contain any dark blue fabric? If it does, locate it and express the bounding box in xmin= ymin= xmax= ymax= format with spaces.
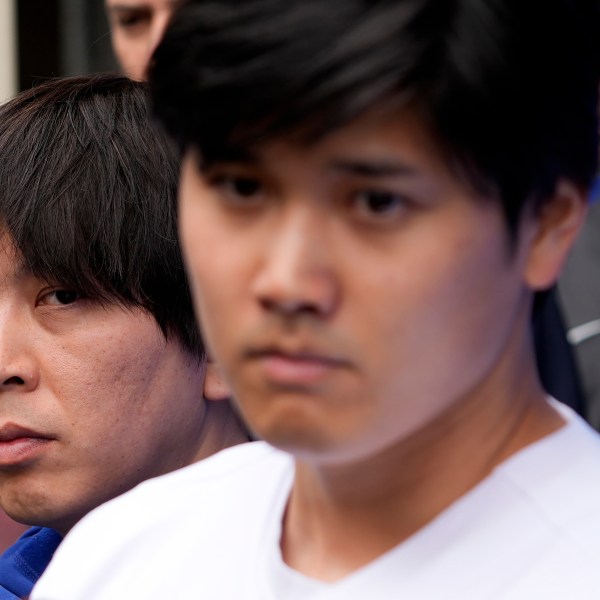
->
xmin=0 ymin=527 xmax=62 ymax=599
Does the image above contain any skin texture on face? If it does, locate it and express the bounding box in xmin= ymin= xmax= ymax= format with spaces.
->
xmin=0 ymin=234 xmax=214 ymax=535
xmin=178 ymin=107 xmax=580 ymax=471
xmin=105 ymin=0 xmax=180 ymax=80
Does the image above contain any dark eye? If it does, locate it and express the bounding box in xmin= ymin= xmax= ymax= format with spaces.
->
xmin=53 ymin=290 xmax=80 ymax=305
xmin=39 ymin=289 xmax=82 ymax=307
xmin=226 ymin=176 xmax=261 ymax=197
xmin=351 ymin=190 xmax=408 ymax=221
xmin=210 ymin=173 xmax=265 ymax=207
xmin=112 ymin=9 xmax=151 ymax=30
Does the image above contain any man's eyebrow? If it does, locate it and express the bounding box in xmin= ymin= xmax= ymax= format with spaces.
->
xmin=107 ymin=0 xmax=181 ymax=11
xmin=200 ymin=150 xmax=259 ymax=170
xmin=328 ymin=158 xmax=419 ymax=178
xmin=106 ymin=5 xmax=137 ymax=15
xmin=106 ymin=3 xmax=148 ymax=12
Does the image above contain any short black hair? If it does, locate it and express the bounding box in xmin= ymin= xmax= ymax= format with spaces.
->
xmin=0 ymin=74 xmax=203 ymax=358
xmin=150 ymin=0 xmax=599 ymax=232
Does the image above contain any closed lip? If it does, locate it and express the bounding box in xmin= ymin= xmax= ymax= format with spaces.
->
xmin=0 ymin=423 xmax=52 ymax=443
xmin=245 ymin=346 xmax=350 ymax=367
xmin=245 ymin=346 xmax=353 ymax=389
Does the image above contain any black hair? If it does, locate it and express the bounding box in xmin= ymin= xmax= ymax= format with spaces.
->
xmin=0 ymin=74 xmax=203 ymax=358
xmin=150 ymin=0 xmax=599 ymax=233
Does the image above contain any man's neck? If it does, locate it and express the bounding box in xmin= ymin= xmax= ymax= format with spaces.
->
xmin=281 ymin=360 xmax=564 ymax=582
xmin=191 ymin=400 xmax=250 ymax=463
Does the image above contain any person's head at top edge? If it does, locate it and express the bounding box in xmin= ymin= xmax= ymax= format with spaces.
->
xmin=105 ymin=0 xmax=182 ymax=80
xmin=0 ymin=74 xmax=249 ymax=536
xmin=149 ymin=0 xmax=599 ymax=468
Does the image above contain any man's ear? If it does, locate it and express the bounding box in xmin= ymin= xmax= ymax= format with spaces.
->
xmin=524 ymin=180 xmax=588 ymax=290
xmin=202 ymin=358 xmax=232 ymax=402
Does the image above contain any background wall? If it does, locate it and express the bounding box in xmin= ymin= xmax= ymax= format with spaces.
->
xmin=18 ymin=0 xmax=117 ymax=91
xmin=0 ymin=0 xmax=17 ymax=102
xmin=0 ymin=0 xmax=117 ymax=101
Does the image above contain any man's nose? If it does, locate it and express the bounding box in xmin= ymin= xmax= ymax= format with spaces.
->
xmin=0 ymin=312 xmax=39 ymax=392
xmin=251 ymin=208 xmax=340 ymax=319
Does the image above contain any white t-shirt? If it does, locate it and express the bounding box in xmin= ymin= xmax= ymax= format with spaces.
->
xmin=33 ymin=404 xmax=600 ymax=600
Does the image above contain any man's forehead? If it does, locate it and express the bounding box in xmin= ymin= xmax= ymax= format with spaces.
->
xmin=194 ymin=105 xmax=444 ymax=170
xmin=0 ymin=239 xmax=33 ymax=293
xmin=0 ymin=230 xmax=19 ymax=261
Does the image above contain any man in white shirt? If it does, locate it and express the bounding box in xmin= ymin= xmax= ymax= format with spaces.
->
xmin=33 ymin=1 xmax=600 ymax=598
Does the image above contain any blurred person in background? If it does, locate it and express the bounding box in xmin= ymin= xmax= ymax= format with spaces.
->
xmin=0 ymin=74 xmax=249 ymax=600
xmin=105 ymin=0 xmax=181 ymax=80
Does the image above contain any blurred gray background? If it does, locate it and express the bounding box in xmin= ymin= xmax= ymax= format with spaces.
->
xmin=0 ymin=0 xmax=117 ymax=100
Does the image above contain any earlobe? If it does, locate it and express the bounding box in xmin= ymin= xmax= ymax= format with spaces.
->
xmin=524 ymin=180 xmax=588 ymax=290
xmin=202 ymin=359 xmax=232 ymax=402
